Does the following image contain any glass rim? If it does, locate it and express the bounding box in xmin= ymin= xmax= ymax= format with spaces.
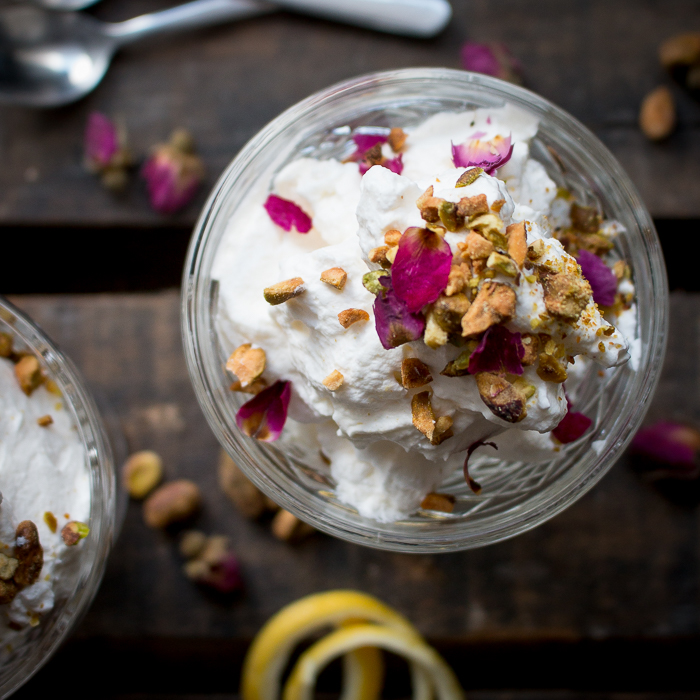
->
xmin=0 ymin=295 xmax=117 ymax=696
xmin=182 ymin=68 xmax=668 ymax=553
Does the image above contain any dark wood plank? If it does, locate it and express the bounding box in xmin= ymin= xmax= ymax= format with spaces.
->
xmin=5 ymin=290 xmax=700 ymax=645
xmin=1 ymin=0 xmax=699 ymax=226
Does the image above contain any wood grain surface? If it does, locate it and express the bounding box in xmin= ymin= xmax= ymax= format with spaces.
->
xmin=1 ymin=0 xmax=699 ymax=226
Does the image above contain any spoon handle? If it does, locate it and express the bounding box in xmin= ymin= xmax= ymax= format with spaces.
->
xmin=103 ymin=0 xmax=275 ymax=46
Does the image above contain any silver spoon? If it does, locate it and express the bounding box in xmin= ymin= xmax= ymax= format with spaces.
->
xmin=0 ymin=0 xmax=452 ymax=107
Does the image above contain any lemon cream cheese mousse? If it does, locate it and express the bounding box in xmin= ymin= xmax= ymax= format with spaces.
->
xmin=212 ymin=105 xmax=636 ymax=523
xmin=0 ymin=336 xmax=90 ymax=648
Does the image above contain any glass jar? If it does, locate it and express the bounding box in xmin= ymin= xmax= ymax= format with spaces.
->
xmin=182 ymin=68 xmax=667 ymax=553
xmin=0 ymin=297 xmax=118 ymax=697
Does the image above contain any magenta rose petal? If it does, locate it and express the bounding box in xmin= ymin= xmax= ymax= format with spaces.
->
xmin=235 ymin=380 xmax=292 ymax=442
xmin=576 ymin=249 xmax=618 ymax=307
xmin=142 ymin=154 xmax=201 ymax=214
xmin=552 ymin=401 xmax=592 ymax=444
xmin=460 ymin=42 xmax=523 ymax=83
xmin=84 ymin=112 xmax=118 ymax=169
xmin=630 ymin=422 xmax=698 ymax=468
xmin=202 ymin=553 xmax=244 ymax=593
xmin=353 ymin=133 xmax=388 ymax=155
xmin=373 ymin=276 xmax=426 ymax=349
xmin=263 ymin=195 xmax=312 ymax=233
xmin=391 ymin=227 xmax=453 ymax=313
xmin=468 ymin=326 xmax=525 ymax=375
xmin=382 ymin=154 xmax=404 ymax=175
xmin=451 ymin=134 xmax=514 ymax=174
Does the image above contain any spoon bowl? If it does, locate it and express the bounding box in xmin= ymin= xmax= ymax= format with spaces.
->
xmin=0 ymin=7 xmax=113 ymax=106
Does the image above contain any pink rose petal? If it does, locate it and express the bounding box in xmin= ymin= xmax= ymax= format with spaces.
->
xmin=463 ymin=439 xmax=498 ymax=493
xmin=460 ymin=42 xmax=523 ymax=83
xmin=84 ymin=112 xmax=118 ymax=168
xmin=468 ymin=325 xmax=525 ymax=375
xmin=576 ymin=250 xmax=618 ymax=307
xmin=201 ymin=552 xmax=244 ymax=593
xmin=452 ymin=134 xmax=514 ymax=174
xmin=391 ymin=227 xmax=453 ymax=313
xmin=383 ymin=154 xmax=404 ymax=174
xmin=264 ymin=195 xmax=312 ymax=233
xmin=353 ymin=133 xmax=388 ymax=155
xmin=552 ymin=399 xmax=592 ymax=444
xmin=373 ymin=275 xmax=426 ymax=349
xmin=236 ymin=380 xmax=291 ymax=442
xmin=630 ymin=422 xmax=698 ymax=468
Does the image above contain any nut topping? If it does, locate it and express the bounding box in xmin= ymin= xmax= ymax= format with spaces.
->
xmin=400 ymin=358 xmax=433 ymax=389
xmin=14 ymin=355 xmax=44 ymax=396
xmin=263 ymin=277 xmax=305 ymax=305
xmin=61 ymin=521 xmax=90 ymax=546
xmin=461 ymin=282 xmax=516 ymax=338
xmin=143 ymin=480 xmax=201 ymax=529
xmin=388 ymin=127 xmax=407 ymax=152
xmin=384 ymin=229 xmax=402 ymax=246
xmin=445 ymin=262 xmax=471 ymax=296
xmin=455 ymin=167 xmax=483 ymax=188
xmin=369 ymin=245 xmax=391 ymax=267
xmin=411 ymin=391 xmax=454 ymax=445
xmin=461 ymin=232 xmax=494 ymax=261
xmin=226 ymin=344 xmax=266 ymax=388
xmin=505 ymin=221 xmax=527 ymax=268
xmin=37 ymin=415 xmax=53 ymax=427
xmin=475 ymin=373 xmax=527 ymax=423
xmin=420 ymin=492 xmax=456 ymax=513
xmin=423 ymin=310 xmax=448 ymax=349
xmin=14 ymin=521 xmax=43 ymax=587
xmin=416 ymin=186 xmax=442 ymax=223
xmin=520 ymin=334 xmax=540 ymax=366
xmin=123 ymin=450 xmax=163 ymax=499
xmin=0 ymin=332 xmax=12 ymax=358
xmin=338 ymin=308 xmax=370 ymax=328
xmin=432 ymin=293 xmax=471 ymax=334
xmin=320 ymin=267 xmax=347 ymax=290
xmin=456 ymin=193 xmax=489 ymax=218
xmin=536 ymin=354 xmax=568 ymax=383
xmin=540 ymin=270 xmax=592 ymax=322
xmin=486 ymin=252 xmax=519 ymax=278
xmin=323 ymin=370 xmax=344 ymax=391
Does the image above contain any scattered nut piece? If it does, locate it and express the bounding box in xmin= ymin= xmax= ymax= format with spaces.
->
xmin=123 ymin=450 xmax=163 ymax=500
xmin=320 ymin=267 xmax=347 ymax=290
xmin=461 ymin=282 xmax=516 ymax=338
xmin=537 ymin=354 xmax=568 ymax=383
xmin=411 ymin=392 xmax=454 ymax=445
xmin=416 ymin=186 xmax=442 ymax=223
xmin=14 ymin=356 xmax=44 ymax=396
xmin=218 ymin=450 xmax=275 ymax=519
xmin=520 ymin=334 xmax=540 ymax=366
xmin=455 ymin=167 xmax=484 ymax=188
xmin=527 ymin=239 xmax=545 ymax=261
xmin=462 ymin=232 xmax=494 ymax=260
xmin=475 ymin=373 xmax=527 ymax=423
xmin=506 ymin=222 xmax=527 ymax=268
xmin=362 ymin=270 xmax=388 ymax=295
xmin=491 ymin=199 xmax=506 ymax=213
xmin=570 ymin=204 xmax=601 ymax=234
xmin=369 ymin=245 xmax=391 ymax=267
xmin=263 ymin=278 xmax=305 ymax=305
xmin=639 ymin=86 xmax=676 ymax=141
xmin=0 ymin=580 xmax=19 ymax=605
xmin=439 ymin=201 xmax=463 ymax=232
xmin=540 ymin=270 xmax=592 ymax=322
xmin=440 ymin=342 xmax=478 ymax=377
xmin=432 ymin=294 xmax=471 ymax=334
xmin=43 ymin=511 xmax=57 ymax=534
xmin=61 ymin=521 xmax=89 ymax=547
xmin=456 ymin=194 xmax=489 ymax=218
xmin=384 ymin=229 xmax=402 ymax=246
xmin=486 ymin=252 xmax=519 ymax=278
xmin=445 ymin=262 xmax=472 ymax=296
xmin=226 ymin=344 xmax=266 ymax=388
xmin=659 ymin=32 xmax=700 ymax=69
xmin=420 ymin=492 xmax=456 ymax=513
xmin=401 ymin=358 xmax=433 ymax=389
xmin=0 ymin=332 xmax=12 ymax=358
xmin=143 ymin=480 xmax=201 ymax=529
xmin=36 ymin=415 xmax=53 ymax=427
xmin=338 ymin=308 xmax=370 ymax=329
xmin=14 ymin=521 xmax=43 ymax=586
xmin=469 ymin=214 xmax=507 ymax=250
xmin=388 ymin=127 xmax=407 ymax=152
xmin=271 ymin=509 xmax=315 ymax=543
xmin=423 ymin=310 xmax=449 ymax=349
xmin=432 ymin=416 xmax=454 ymax=446
xmin=230 ymin=378 xmax=268 ymax=395
xmin=385 ymin=246 xmax=399 ymax=265
xmin=0 ymin=553 xmax=19 ymax=582
xmin=179 ymin=530 xmax=207 ymax=559
xmin=323 ymin=370 xmax=344 ymax=391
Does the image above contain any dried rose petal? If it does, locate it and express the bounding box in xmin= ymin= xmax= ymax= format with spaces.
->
xmin=629 ymin=422 xmax=700 ymax=474
xmin=235 ymin=380 xmax=291 ymax=442
xmin=263 ymin=194 xmax=312 ymax=233
xmin=201 ymin=552 xmax=243 ymax=593
xmin=353 ymin=133 xmax=388 ymax=156
xmin=460 ymin=42 xmax=523 ymax=83
xmin=576 ymin=249 xmax=618 ymax=307
xmin=392 ymin=227 xmax=453 ymax=313
xmin=373 ymin=276 xmax=426 ymax=349
xmin=142 ymin=130 xmax=205 ymax=214
xmin=84 ymin=112 xmax=118 ymax=169
xmin=552 ymin=400 xmax=592 ymax=444
xmin=468 ymin=325 xmax=525 ymax=375
xmin=382 ymin=154 xmax=404 ymax=174
xmin=451 ymin=134 xmax=514 ymax=174
xmin=463 ymin=439 xmax=498 ymax=493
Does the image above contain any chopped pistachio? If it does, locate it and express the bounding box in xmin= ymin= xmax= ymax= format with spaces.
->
xmin=455 ymin=167 xmax=484 ymax=188
xmin=263 ymin=277 xmax=305 ymax=305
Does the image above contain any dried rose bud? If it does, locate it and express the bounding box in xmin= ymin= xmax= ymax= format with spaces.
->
xmin=183 ymin=537 xmax=243 ymax=594
xmin=142 ymin=129 xmax=205 ymax=214
xmin=236 ymin=380 xmax=291 ymax=442
xmin=84 ymin=112 xmax=132 ymax=192
xmin=629 ymin=422 xmax=700 ymax=480
xmin=461 ymin=42 xmax=523 ymax=84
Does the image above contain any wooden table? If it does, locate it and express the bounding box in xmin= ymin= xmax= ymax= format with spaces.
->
xmin=2 ymin=1 xmax=700 ymax=697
